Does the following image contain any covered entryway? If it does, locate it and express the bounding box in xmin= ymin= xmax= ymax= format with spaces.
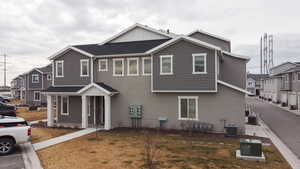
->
xmin=87 ymin=96 xmax=105 ymax=127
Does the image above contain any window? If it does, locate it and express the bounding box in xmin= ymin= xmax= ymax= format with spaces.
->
xmin=80 ymin=59 xmax=89 ymax=77
xmin=98 ymin=59 xmax=108 ymax=71
xmin=113 ymin=58 xmax=124 ymax=76
xmin=33 ymin=91 xmax=40 ymax=101
xmin=32 ymin=74 xmax=39 ymax=83
xmin=192 ymin=53 xmax=206 ymax=74
xmin=47 ymin=74 xmax=51 ymax=80
xmin=61 ymin=96 xmax=69 ymax=115
xmin=160 ymin=55 xmax=173 ymax=75
xmin=298 ymin=72 xmax=300 ymax=81
xmin=127 ymin=58 xmax=139 ymax=76
xmin=56 ymin=60 xmax=64 ymax=77
xmin=142 ymin=57 xmax=152 ymax=75
xmin=178 ymin=96 xmax=198 ymax=120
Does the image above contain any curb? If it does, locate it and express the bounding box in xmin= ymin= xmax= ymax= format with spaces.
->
xmin=20 ymin=143 xmax=43 ymax=169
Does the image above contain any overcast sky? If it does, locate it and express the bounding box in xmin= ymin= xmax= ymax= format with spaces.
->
xmin=1 ymin=0 xmax=300 ymax=85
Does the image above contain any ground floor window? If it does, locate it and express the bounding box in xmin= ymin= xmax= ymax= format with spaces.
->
xmin=61 ymin=96 xmax=69 ymax=115
xmin=178 ymin=96 xmax=198 ymax=120
xmin=33 ymin=91 xmax=41 ymax=101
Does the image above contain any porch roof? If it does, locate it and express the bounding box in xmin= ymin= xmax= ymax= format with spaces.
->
xmin=77 ymin=82 xmax=119 ymax=95
xmin=44 ymin=86 xmax=84 ymax=93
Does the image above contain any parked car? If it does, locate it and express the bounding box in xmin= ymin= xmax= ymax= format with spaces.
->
xmin=0 ymin=102 xmax=16 ymax=117
xmin=0 ymin=96 xmax=10 ymax=103
xmin=0 ymin=116 xmax=31 ymax=155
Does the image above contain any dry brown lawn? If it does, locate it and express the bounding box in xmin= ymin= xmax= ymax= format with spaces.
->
xmin=8 ymin=99 xmax=24 ymax=105
xmin=37 ymin=129 xmax=291 ymax=169
xmin=31 ymin=127 xmax=78 ymax=144
xmin=16 ymin=107 xmax=47 ymax=121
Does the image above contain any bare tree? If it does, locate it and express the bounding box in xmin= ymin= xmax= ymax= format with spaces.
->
xmin=143 ymin=130 xmax=160 ymax=169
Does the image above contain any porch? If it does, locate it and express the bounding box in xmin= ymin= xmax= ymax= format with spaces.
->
xmin=45 ymin=83 xmax=119 ymax=130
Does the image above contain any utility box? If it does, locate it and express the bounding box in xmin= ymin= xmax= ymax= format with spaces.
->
xmin=240 ymin=139 xmax=262 ymax=157
xmin=224 ymin=124 xmax=238 ymax=137
xmin=158 ymin=117 xmax=167 ymax=129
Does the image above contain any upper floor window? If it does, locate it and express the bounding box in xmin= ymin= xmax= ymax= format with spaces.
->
xmin=32 ymin=74 xmax=39 ymax=83
xmin=178 ymin=96 xmax=198 ymax=120
xmin=192 ymin=53 xmax=206 ymax=74
xmin=56 ymin=60 xmax=64 ymax=77
xmin=113 ymin=58 xmax=124 ymax=76
xmin=142 ymin=57 xmax=152 ymax=76
xmin=80 ymin=59 xmax=89 ymax=77
xmin=47 ymin=74 xmax=51 ymax=80
xmin=127 ymin=58 xmax=139 ymax=76
xmin=99 ymin=59 xmax=108 ymax=71
xmin=160 ymin=55 xmax=173 ymax=75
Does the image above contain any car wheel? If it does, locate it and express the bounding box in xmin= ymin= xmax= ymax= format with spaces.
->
xmin=0 ymin=138 xmax=15 ymax=155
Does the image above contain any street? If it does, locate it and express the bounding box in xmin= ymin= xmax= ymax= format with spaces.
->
xmin=0 ymin=146 xmax=25 ymax=169
xmin=247 ymin=97 xmax=300 ymax=159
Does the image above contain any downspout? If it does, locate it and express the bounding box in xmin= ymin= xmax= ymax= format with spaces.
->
xmin=91 ymin=57 xmax=94 ymax=83
xmin=52 ymin=61 xmax=55 ymax=87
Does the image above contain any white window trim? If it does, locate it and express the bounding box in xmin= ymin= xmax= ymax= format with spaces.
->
xmin=192 ymin=53 xmax=207 ymax=74
xmin=61 ymin=96 xmax=69 ymax=116
xmin=32 ymin=74 xmax=39 ymax=83
xmin=47 ymin=74 xmax=51 ymax=80
xmin=160 ymin=55 xmax=173 ymax=75
xmin=55 ymin=60 xmax=64 ymax=77
xmin=142 ymin=57 xmax=152 ymax=76
xmin=80 ymin=59 xmax=89 ymax=77
xmin=127 ymin=57 xmax=139 ymax=76
xmin=113 ymin=58 xmax=124 ymax=77
xmin=33 ymin=91 xmax=41 ymax=101
xmin=98 ymin=59 xmax=108 ymax=71
xmin=298 ymin=72 xmax=300 ymax=81
xmin=178 ymin=96 xmax=198 ymax=121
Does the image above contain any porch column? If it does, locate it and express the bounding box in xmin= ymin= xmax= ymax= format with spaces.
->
xmin=104 ymin=95 xmax=111 ymax=130
xmin=81 ymin=95 xmax=88 ymax=128
xmin=47 ymin=95 xmax=54 ymax=127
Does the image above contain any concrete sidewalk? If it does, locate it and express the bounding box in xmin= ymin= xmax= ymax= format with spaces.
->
xmin=30 ymin=119 xmax=47 ymax=125
xmin=20 ymin=143 xmax=43 ymax=169
xmin=33 ymin=128 xmax=103 ymax=151
xmin=246 ymin=119 xmax=300 ymax=169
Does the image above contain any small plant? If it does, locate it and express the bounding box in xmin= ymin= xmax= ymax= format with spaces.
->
xmin=142 ymin=130 xmax=161 ymax=169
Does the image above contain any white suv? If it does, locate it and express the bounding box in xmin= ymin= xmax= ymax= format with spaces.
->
xmin=0 ymin=115 xmax=31 ymax=155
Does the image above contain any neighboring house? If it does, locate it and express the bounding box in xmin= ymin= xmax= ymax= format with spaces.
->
xmin=45 ymin=23 xmax=250 ymax=134
xmin=23 ymin=64 xmax=52 ymax=106
xmin=11 ymin=76 xmax=23 ymax=99
xmin=246 ymin=73 xmax=269 ymax=96
xmin=260 ymin=62 xmax=300 ymax=107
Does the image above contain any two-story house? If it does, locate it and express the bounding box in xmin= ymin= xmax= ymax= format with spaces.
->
xmin=45 ymin=23 xmax=250 ymax=134
xmin=246 ymin=73 xmax=269 ymax=96
xmin=11 ymin=76 xmax=23 ymax=99
xmin=22 ymin=64 xmax=52 ymax=106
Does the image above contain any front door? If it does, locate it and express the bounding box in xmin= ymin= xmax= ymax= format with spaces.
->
xmin=88 ymin=96 xmax=105 ymax=127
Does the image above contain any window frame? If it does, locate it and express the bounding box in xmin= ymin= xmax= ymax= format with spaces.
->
xmin=32 ymin=74 xmax=39 ymax=83
xmin=298 ymin=72 xmax=300 ymax=81
xmin=127 ymin=57 xmax=139 ymax=76
xmin=192 ymin=53 xmax=207 ymax=74
xmin=61 ymin=96 xmax=69 ymax=116
xmin=33 ymin=91 xmax=41 ymax=101
xmin=80 ymin=59 xmax=89 ymax=77
xmin=55 ymin=60 xmax=64 ymax=78
xmin=142 ymin=57 xmax=152 ymax=76
xmin=98 ymin=59 xmax=108 ymax=72
xmin=113 ymin=58 xmax=124 ymax=77
xmin=178 ymin=96 xmax=198 ymax=121
xmin=160 ymin=55 xmax=173 ymax=75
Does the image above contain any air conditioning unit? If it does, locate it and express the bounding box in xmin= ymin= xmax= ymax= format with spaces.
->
xmin=240 ymin=139 xmax=262 ymax=157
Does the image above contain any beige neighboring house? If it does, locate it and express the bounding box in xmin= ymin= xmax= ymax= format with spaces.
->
xmin=44 ymin=23 xmax=250 ymax=134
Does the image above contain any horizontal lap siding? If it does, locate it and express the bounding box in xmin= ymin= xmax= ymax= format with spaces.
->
xmin=152 ymin=40 xmax=216 ymax=91
xmin=57 ymin=96 xmax=82 ymax=124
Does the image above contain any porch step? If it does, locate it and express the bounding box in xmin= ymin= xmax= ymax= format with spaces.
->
xmin=33 ymin=128 xmax=104 ymax=151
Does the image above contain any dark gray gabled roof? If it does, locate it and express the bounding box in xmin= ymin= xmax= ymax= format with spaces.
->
xmin=37 ymin=64 xmax=52 ymax=73
xmin=247 ymin=74 xmax=269 ymax=81
xmin=44 ymin=86 xmax=83 ymax=93
xmin=95 ymin=82 xmax=119 ymax=93
xmin=73 ymin=39 xmax=170 ymax=56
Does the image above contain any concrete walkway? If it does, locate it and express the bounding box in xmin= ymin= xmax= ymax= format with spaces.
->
xmin=33 ymin=128 xmax=103 ymax=151
xmin=30 ymin=119 xmax=47 ymax=125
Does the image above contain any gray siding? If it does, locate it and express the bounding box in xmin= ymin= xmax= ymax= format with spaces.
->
xmin=95 ymin=56 xmax=245 ymax=133
xmin=25 ymin=90 xmax=46 ymax=106
xmin=220 ymin=53 xmax=247 ymax=89
xmin=43 ymin=73 xmax=52 ymax=89
xmin=28 ymin=70 xmax=42 ymax=89
xmin=189 ymin=32 xmax=231 ymax=52
xmin=292 ymin=72 xmax=300 ymax=92
xmin=152 ymin=40 xmax=216 ymax=91
xmin=53 ymin=50 xmax=91 ymax=86
xmin=57 ymin=96 xmax=82 ymax=124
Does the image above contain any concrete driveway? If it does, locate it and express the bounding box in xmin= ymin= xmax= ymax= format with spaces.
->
xmin=0 ymin=146 xmax=25 ymax=169
xmin=247 ymin=97 xmax=300 ymax=159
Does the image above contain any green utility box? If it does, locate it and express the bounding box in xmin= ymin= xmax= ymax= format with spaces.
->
xmin=129 ymin=105 xmax=143 ymax=118
xmin=240 ymin=139 xmax=262 ymax=157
